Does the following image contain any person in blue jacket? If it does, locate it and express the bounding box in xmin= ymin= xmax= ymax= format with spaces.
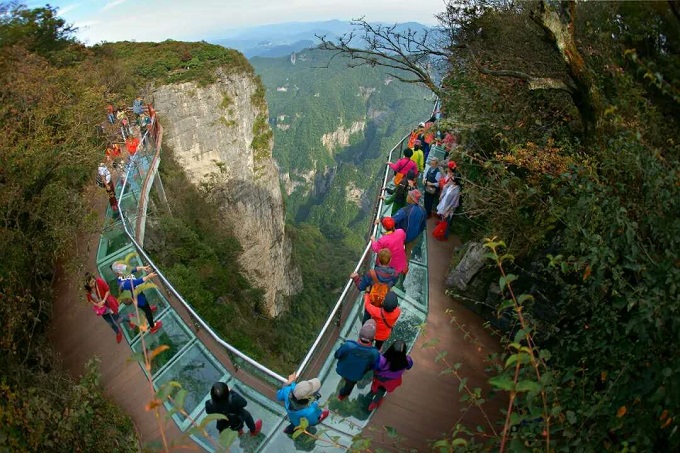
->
xmin=335 ymin=320 xmax=380 ymax=400
xmin=392 ymin=189 xmax=427 ymax=263
xmin=277 ymin=372 xmax=329 ymax=434
xmin=112 ymin=262 xmax=162 ymax=334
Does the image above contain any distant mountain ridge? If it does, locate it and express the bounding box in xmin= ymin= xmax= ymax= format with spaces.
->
xmin=210 ymin=19 xmax=430 ymax=58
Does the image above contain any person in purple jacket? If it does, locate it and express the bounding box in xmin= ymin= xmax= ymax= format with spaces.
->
xmin=368 ymin=340 xmax=413 ymax=411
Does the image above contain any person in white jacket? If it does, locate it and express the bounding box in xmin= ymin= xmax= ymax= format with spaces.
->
xmin=436 ymin=172 xmax=460 ymax=239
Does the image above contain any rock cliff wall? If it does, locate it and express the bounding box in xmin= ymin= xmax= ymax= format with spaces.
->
xmin=153 ymin=68 xmax=301 ymax=317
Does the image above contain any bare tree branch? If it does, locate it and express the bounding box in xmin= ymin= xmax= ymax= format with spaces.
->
xmin=316 ymin=18 xmax=445 ymax=95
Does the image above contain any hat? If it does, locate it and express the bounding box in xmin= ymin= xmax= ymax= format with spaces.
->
xmin=448 ymin=161 xmax=457 ymax=170
xmin=293 ymin=378 xmax=321 ymax=399
xmin=418 ymin=122 xmax=425 ymax=127
xmin=111 ymin=262 xmax=128 ymax=274
xmin=382 ymin=291 xmax=399 ymax=312
xmin=408 ymin=189 xmax=422 ymax=204
xmin=381 ymin=217 xmax=395 ymax=231
xmin=359 ymin=319 xmax=377 ymax=343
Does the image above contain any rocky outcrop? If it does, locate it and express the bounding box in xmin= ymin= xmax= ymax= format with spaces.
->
xmin=321 ymin=121 xmax=366 ymax=153
xmin=446 ymin=242 xmax=486 ymax=291
xmin=153 ymin=68 xmax=301 ymax=317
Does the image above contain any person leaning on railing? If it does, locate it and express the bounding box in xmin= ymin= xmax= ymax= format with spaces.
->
xmin=277 ymin=372 xmax=329 ymax=435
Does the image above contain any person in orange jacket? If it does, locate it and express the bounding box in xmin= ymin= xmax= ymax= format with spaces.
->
xmin=364 ymin=291 xmax=401 ymax=351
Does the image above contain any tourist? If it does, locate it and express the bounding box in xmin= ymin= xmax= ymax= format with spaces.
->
xmin=436 ymin=172 xmax=461 ymax=240
xmin=125 ymin=135 xmax=140 ymax=157
xmin=422 ymin=157 xmax=442 ymax=217
xmin=364 ymin=291 xmax=401 ymax=351
xmin=383 ymin=170 xmax=417 ymax=215
xmin=132 ymin=96 xmax=144 ymax=116
xmin=368 ymin=340 xmax=413 ymax=411
xmin=387 ymin=148 xmax=418 ymax=183
xmin=105 ymin=103 xmax=115 ymax=124
xmin=335 ymin=320 xmax=380 ymax=400
xmin=370 ymin=217 xmax=407 ymax=276
xmin=83 ymin=272 xmax=123 ymax=344
xmin=411 ymin=141 xmax=425 ymax=175
xmin=277 ymin=372 xmax=329 ymax=434
xmin=97 ymin=162 xmax=118 ymax=213
xmin=111 ymin=262 xmax=162 ymax=334
xmin=205 ymin=382 xmax=263 ymax=436
xmin=393 ymin=190 xmax=427 ymax=263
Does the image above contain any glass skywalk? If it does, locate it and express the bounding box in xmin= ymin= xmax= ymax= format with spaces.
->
xmin=95 ymin=119 xmax=431 ymax=452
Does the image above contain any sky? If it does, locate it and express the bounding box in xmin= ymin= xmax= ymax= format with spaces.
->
xmin=30 ymin=0 xmax=448 ymax=45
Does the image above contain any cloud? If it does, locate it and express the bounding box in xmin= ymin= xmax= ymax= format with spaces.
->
xmin=102 ymin=0 xmax=128 ymax=12
xmin=57 ymin=3 xmax=81 ymax=16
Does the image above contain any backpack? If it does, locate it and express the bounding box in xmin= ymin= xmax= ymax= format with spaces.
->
xmin=96 ymin=173 xmax=105 ymax=188
xmin=368 ymin=270 xmax=390 ymax=307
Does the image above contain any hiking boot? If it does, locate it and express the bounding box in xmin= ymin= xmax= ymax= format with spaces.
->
xmin=318 ymin=409 xmax=330 ymax=423
xmin=337 ymin=394 xmax=347 ymax=401
xmin=250 ymin=419 xmax=263 ymax=436
xmin=149 ymin=321 xmax=163 ymax=334
xmin=116 ymin=331 xmax=123 ymax=344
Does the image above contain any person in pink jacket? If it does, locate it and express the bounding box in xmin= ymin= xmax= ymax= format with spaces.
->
xmin=370 ymin=217 xmax=407 ymax=275
xmin=387 ymin=149 xmax=418 ymax=180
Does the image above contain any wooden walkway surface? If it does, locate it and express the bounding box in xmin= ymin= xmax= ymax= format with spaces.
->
xmin=49 ymin=199 xmax=184 ymax=449
xmin=365 ymin=216 xmax=504 ymax=451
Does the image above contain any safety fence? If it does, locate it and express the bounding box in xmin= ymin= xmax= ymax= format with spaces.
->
xmin=95 ymin=111 xmax=432 ymax=452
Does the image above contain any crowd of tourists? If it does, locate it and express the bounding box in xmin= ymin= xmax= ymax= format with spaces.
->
xmin=83 ymin=109 xmax=461 ymax=440
xmin=96 ymin=97 xmax=156 ymax=214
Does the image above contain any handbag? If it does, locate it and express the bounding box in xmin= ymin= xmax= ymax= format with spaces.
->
xmin=393 ymin=172 xmax=404 ymax=185
xmin=433 ymin=219 xmax=448 ymax=241
xmin=425 ymin=184 xmax=437 ymax=194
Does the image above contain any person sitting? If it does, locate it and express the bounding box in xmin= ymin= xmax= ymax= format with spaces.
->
xmin=205 ymin=382 xmax=263 ymax=437
xmin=277 ymin=373 xmax=329 ymax=434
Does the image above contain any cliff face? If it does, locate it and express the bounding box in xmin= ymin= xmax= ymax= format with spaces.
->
xmin=153 ymin=68 xmax=301 ymax=317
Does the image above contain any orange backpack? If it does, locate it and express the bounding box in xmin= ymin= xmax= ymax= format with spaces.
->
xmin=368 ymin=270 xmax=390 ymax=307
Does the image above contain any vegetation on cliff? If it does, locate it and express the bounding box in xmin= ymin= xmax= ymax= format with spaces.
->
xmin=0 ymin=4 xmax=136 ymax=449
xmin=334 ymin=1 xmax=679 ymax=450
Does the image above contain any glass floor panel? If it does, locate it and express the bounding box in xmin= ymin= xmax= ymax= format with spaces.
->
xmin=155 ymin=342 xmax=226 ymax=429
xmin=131 ymin=310 xmax=194 ymax=377
xmin=398 ymin=262 xmax=428 ymax=311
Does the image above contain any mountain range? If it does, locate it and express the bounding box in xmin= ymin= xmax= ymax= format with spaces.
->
xmin=210 ymin=19 xmax=429 ymax=58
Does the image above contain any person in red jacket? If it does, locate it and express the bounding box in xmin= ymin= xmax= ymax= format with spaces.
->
xmin=84 ymin=272 xmax=123 ymax=344
xmin=364 ymin=291 xmax=401 ymax=351
xmin=125 ymin=135 xmax=140 ymax=156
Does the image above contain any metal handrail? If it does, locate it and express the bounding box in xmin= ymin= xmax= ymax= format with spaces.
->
xmin=113 ymin=100 xmax=436 ymax=388
xmin=117 ymin=128 xmax=289 ymax=384
xmin=294 ymin=132 xmax=409 ymax=378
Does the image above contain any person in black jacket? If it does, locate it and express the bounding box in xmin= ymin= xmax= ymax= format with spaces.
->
xmin=205 ymin=382 xmax=263 ymax=436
